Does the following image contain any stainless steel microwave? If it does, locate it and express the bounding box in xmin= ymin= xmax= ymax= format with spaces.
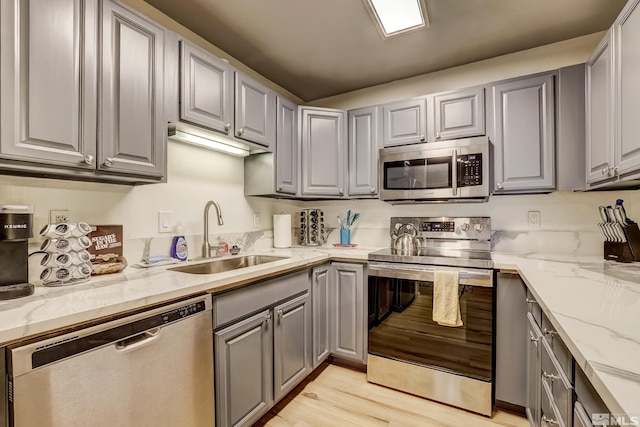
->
xmin=379 ymin=136 xmax=491 ymax=203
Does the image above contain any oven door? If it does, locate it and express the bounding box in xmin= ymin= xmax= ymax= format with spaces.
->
xmin=368 ymin=262 xmax=494 ymax=382
xmin=379 ymin=145 xmax=457 ymax=200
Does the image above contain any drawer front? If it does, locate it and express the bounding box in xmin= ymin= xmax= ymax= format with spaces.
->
xmin=541 ymin=380 xmax=566 ymax=427
xmin=213 ymin=269 xmax=309 ymax=328
xmin=541 ymin=338 xmax=572 ymax=427
xmin=542 ymin=314 xmax=572 ymax=381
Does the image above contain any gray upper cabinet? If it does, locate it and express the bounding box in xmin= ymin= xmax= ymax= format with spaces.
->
xmin=180 ymin=40 xmax=233 ymax=136
xmin=234 ymin=72 xmax=275 ymax=148
xmin=330 ymin=263 xmax=366 ymax=363
xmin=275 ymin=97 xmax=299 ymax=195
xmin=586 ymin=30 xmax=615 ymax=185
xmin=0 ymin=0 xmax=98 ymax=170
xmin=99 ymin=0 xmax=165 ymax=178
xmin=381 ymin=98 xmax=428 ymax=147
xmin=300 ymin=107 xmax=347 ymax=197
xmin=311 ymin=264 xmax=331 ymax=369
xmin=615 ymin=0 xmax=640 ymax=177
xmin=489 ymin=73 xmax=555 ymax=193
xmin=433 ymin=87 xmax=485 ymax=141
xmin=348 ymin=106 xmax=380 ymax=197
xmin=273 ymin=293 xmax=311 ymax=403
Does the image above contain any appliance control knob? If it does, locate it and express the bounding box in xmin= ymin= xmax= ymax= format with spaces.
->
xmin=460 ymin=223 xmax=470 ymax=232
xmin=474 ymin=223 xmax=484 ymax=232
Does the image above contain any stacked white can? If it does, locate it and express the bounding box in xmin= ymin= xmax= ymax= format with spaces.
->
xmin=39 ymin=222 xmax=93 ymax=286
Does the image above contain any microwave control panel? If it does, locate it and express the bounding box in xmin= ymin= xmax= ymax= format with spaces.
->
xmin=458 ymin=153 xmax=483 ymax=187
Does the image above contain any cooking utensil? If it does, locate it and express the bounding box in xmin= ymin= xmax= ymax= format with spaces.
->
xmin=392 ymin=224 xmax=419 ymax=256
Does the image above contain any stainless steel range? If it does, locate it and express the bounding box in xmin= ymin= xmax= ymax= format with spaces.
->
xmin=367 ymin=216 xmax=494 ymax=416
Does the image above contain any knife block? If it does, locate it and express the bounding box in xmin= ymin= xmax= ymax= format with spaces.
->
xmin=604 ymin=223 xmax=640 ymax=262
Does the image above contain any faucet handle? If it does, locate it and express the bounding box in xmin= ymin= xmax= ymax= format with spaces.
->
xmin=230 ymin=245 xmax=240 ymax=255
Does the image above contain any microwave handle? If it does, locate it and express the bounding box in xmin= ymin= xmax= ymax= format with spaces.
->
xmin=452 ymin=149 xmax=458 ymax=196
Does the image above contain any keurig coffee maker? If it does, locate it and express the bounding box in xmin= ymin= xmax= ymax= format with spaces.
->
xmin=0 ymin=205 xmax=34 ymax=300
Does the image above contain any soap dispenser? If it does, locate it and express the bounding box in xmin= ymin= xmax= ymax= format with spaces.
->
xmin=170 ymin=223 xmax=188 ymax=262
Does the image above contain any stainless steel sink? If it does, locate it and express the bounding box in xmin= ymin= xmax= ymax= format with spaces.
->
xmin=169 ymin=255 xmax=288 ymax=275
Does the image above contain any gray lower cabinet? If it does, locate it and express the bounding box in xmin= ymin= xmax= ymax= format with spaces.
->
xmin=215 ymin=309 xmax=273 ymax=427
xmin=495 ymin=273 xmax=528 ymax=409
xmin=300 ymin=107 xmax=347 ymax=197
xmin=180 ymin=39 xmax=234 ymax=136
xmin=275 ymin=97 xmax=299 ymax=195
xmin=330 ymin=263 xmax=366 ymax=363
xmin=381 ymin=98 xmax=428 ymax=147
xmin=0 ymin=0 xmax=165 ymax=182
xmin=348 ymin=106 xmax=380 ymax=197
xmin=433 ymin=86 xmax=485 ymax=141
xmin=234 ymin=72 xmax=275 ymax=148
xmin=489 ymin=73 xmax=555 ymax=193
xmin=311 ymin=264 xmax=331 ymax=368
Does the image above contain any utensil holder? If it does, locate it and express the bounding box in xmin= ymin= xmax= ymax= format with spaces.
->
xmin=603 ymin=223 xmax=640 ymax=262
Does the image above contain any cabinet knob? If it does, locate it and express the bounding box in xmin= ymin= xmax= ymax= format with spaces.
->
xmin=339 ymin=188 xmax=344 ymax=195
xmin=83 ymin=154 xmax=95 ymax=165
xmin=278 ymin=184 xmax=284 ymax=191
xmin=420 ymin=134 xmax=426 ymax=142
xmin=543 ymin=328 xmax=557 ymax=337
xmin=525 ymin=298 xmax=538 ymax=304
xmin=103 ymin=157 xmax=114 ymax=168
xmin=612 ymin=165 xmax=619 ymax=176
xmin=435 ymin=132 xmax=441 ymax=139
xmin=370 ymin=187 xmax=376 ymax=194
xmin=541 ymin=415 xmax=560 ymax=426
xmin=224 ymin=123 xmax=231 ymax=133
xmin=530 ymin=336 xmax=539 ymax=343
xmin=237 ymin=128 xmax=244 ymax=136
xmin=496 ymin=183 xmax=503 ymax=190
xmin=265 ymin=313 xmax=272 ymax=321
xmin=542 ymin=371 xmax=561 ymax=382
xmin=602 ymin=166 xmax=609 ymax=176
xmin=277 ymin=309 xmax=283 ymax=318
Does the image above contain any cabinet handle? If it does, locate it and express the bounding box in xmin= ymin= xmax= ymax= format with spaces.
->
xmin=419 ymin=134 xmax=426 ymax=142
xmin=543 ymin=328 xmax=557 ymax=337
xmin=542 ymin=371 xmax=561 ymax=382
xmin=265 ymin=313 xmax=272 ymax=321
xmin=83 ymin=154 xmax=95 ymax=165
xmin=530 ymin=336 xmax=539 ymax=343
xmin=339 ymin=188 xmax=344 ymax=195
xmin=224 ymin=123 xmax=231 ymax=133
xmin=370 ymin=187 xmax=376 ymax=194
xmin=496 ymin=183 xmax=503 ymax=190
xmin=541 ymin=415 xmax=560 ymax=426
xmin=237 ymin=128 xmax=244 ymax=136
xmin=103 ymin=157 xmax=114 ymax=168
xmin=525 ymin=298 xmax=538 ymax=304
xmin=277 ymin=309 xmax=283 ymax=318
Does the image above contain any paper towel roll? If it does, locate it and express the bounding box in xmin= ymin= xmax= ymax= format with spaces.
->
xmin=273 ymin=214 xmax=292 ymax=248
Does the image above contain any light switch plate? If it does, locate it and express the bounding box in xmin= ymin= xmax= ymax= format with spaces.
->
xmin=253 ymin=213 xmax=261 ymax=228
xmin=158 ymin=211 xmax=172 ymax=233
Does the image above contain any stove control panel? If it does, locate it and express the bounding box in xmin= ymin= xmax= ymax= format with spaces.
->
xmin=420 ymin=221 xmax=456 ymax=232
xmin=390 ymin=216 xmax=491 ymax=241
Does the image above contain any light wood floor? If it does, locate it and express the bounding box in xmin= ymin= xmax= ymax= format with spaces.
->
xmin=256 ymin=364 xmax=529 ymax=427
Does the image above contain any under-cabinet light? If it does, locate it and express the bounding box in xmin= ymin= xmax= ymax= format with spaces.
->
xmin=364 ymin=0 xmax=428 ymax=37
xmin=169 ymin=130 xmax=250 ymax=157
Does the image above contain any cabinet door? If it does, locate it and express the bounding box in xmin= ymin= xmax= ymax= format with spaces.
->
xmin=312 ymin=265 xmax=331 ymax=368
xmin=586 ymin=30 xmax=615 ymax=184
xmin=491 ymin=73 xmax=555 ymax=192
xmin=215 ymin=310 xmax=273 ymax=427
xmin=526 ymin=313 xmax=542 ymax=427
xmin=616 ymin=0 xmax=640 ymax=177
xmin=300 ymin=108 xmax=347 ymax=197
xmin=273 ymin=293 xmax=311 ymax=403
xmin=495 ymin=273 xmax=528 ymax=408
xmin=275 ymin=97 xmax=299 ymax=195
xmin=99 ymin=0 xmax=165 ymax=178
xmin=348 ymin=106 xmax=380 ymax=197
xmin=433 ymin=87 xmax=485 ymax=141
xmin=235 ymin=73 xmax=275 ymax=148
xmin=381 ymin=98 xmax=427 ymax=147
xmin=180 ymin=40 xmax=233 ymax=135
xmin=0 ymin=0 xmax=97 ymax=169
xmin=330 ymin=263 xmax=365 ymax=363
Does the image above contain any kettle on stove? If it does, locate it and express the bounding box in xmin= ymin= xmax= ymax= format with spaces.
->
xmin=392 ymin=223 xmax=419 ymax=256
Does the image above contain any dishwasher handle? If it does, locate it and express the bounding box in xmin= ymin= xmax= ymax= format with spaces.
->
xmin=115 ymin=328 xmax=161 ymax=352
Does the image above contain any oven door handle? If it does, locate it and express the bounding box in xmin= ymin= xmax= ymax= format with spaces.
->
xmin=452 ymin=148 xmax=458 ymax=196
xmin=368 ymin=262 xmax=493 ymax=288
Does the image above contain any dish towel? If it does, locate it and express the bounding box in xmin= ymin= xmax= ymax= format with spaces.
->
xmin=432 ymin=270 xmax=463 ymax=327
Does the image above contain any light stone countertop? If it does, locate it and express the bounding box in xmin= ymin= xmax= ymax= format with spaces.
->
xmin=493 ymin=253 xmax=640 ymax=418
xmin=1 ymin=247 xmax=637 ymax=418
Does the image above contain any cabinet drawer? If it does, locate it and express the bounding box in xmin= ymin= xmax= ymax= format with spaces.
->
xmin=541 ymin=338 xmax=572 ymax=427
xmin=542 ymin=314 xmax=572 ymax=381
xmin=213 ymin=270 xmax=309 ymax=328
xmin=541 ymin=380 xmax=566 ymax=427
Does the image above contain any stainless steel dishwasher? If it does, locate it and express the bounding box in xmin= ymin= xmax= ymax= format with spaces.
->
xmin=6 ymin=295 xmax=214 ymax=427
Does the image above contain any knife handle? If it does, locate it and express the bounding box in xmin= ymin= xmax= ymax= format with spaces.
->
xmin=599 ymin=206 xmax=609 ymax=223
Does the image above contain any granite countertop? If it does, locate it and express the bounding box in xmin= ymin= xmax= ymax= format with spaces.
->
xmin=493 ymin=253 xmax=640 ymax=419
xmin=1 ymin=246 xmax=636 ymax=418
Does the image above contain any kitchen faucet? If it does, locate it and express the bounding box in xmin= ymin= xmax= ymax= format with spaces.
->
xmin=202 ymin=200 xmax=224 ymax=258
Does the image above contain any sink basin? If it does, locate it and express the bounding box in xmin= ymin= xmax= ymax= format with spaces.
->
xmin=169 ymin=255 xmax=288 ymax=275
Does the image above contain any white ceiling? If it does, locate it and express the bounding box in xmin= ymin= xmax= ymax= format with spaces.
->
xmin=145 ymin=0 xmax=626 ymax=101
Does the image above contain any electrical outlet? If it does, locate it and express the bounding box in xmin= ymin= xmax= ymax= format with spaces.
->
xmin=253 ymin=213 xmax=261 ymax=228
xmin=49 ymin=209 xmax=70 ymax=224
xmin=528 ymin=211 xmax=541 ymax=228
xmin=158 ymin=211 xmax=172 ymax=233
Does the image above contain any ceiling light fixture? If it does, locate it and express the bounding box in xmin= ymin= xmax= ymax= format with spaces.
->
xmin=364 ymin=0 xmax=429 ymax=38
